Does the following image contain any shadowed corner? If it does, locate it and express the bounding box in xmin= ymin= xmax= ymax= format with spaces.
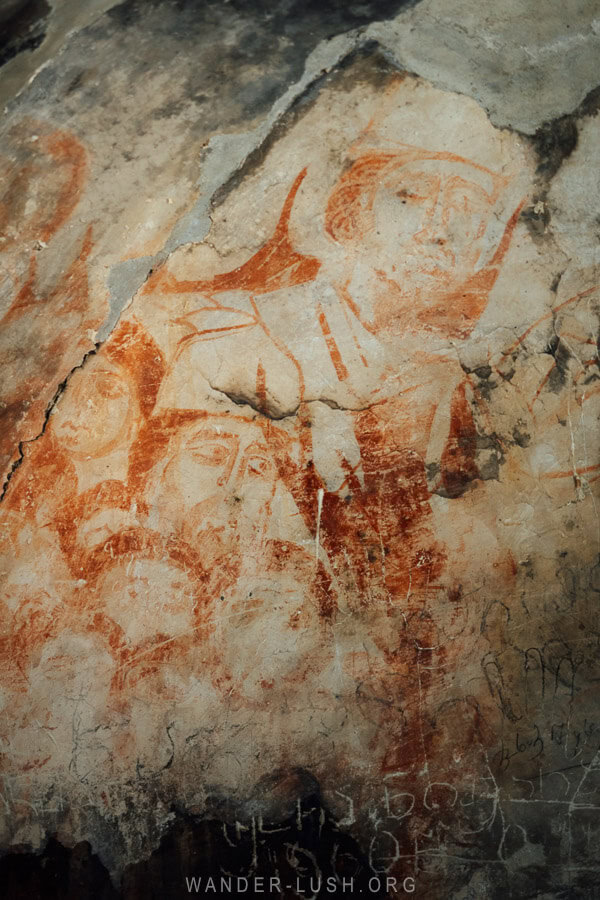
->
xmin=0 ymin=0 xmax=51 ymax=69
xmin=0 ymin=771 xmax=390 ymax=900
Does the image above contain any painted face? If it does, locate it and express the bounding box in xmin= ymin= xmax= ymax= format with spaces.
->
xmin=369 ymin=159 xmax=496 ymax=295
xmin=52 ymin=365 xmax=134 ymax=459
xmin=99 ymin=557 xmax=197 ymax=644
xmin=33 ymin=632 xmax=114 ymax=699
xmin=10 ymin=631 xmax=115 ymax=774
xmin=162 ymin=415 xmax=277 ymax=544
xmin=214 ymin=582 xmax=326 ymax=702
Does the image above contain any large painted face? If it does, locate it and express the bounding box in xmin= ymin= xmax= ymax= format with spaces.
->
xmin=52 ymin=364 xmax=135 ymax=460
xmin=368 ymin=159 xmax=496 ymax=297
xmin=326 ymin=150 xmax=510 ymax=337
xmin=161 ymin=415 xmax=278 ymax=544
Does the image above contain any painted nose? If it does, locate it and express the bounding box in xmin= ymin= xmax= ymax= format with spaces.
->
xmin=414 ymin=201 xmax=446 ymax=244
xmin=235 ymin=456 xmax=258 ymax=488
xmin=216 ymin=450 xmax=238 ymax=488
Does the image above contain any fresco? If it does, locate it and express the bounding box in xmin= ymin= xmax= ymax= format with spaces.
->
xmin=1 ymin=65 xmax=599 ymax=896
xmin=0 ymin=119 xmax=96 ymax=479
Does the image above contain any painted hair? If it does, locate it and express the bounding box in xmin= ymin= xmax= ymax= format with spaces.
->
xmin=325 ymin=148 xmax=512 ymax=248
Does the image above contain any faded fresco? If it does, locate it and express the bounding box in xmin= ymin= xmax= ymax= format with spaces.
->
xmin=1 ymin=58 xmax=599 ymax=897
xmin=0 ymin=119 xmax=95 ymax=479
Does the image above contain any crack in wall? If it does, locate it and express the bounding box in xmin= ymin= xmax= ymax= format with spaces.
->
xmin=94 ymin=31 xmax=372 ymax=344
xmin=3 ymin=15 xmax=600 ymax=503
xmin=206 ymin=379 xmax=387 ymax=422
xmin=0 ymin=343 xmax=100 ymax=502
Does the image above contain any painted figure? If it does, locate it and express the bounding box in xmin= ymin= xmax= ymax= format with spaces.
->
xmin=144 ymin=135 xmax=523 ymax=604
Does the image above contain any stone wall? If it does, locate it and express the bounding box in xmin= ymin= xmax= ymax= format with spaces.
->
xmin=1 ymin=2 xmax=599 ymax=897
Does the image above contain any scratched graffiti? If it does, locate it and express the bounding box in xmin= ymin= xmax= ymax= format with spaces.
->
xmin=0 ymin=68 xmax=599 ymax=895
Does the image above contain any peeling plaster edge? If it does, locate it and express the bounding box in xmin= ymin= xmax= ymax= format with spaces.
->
xmin=365 ymin=12 xmax=600 ymax=136
xmin=4 ymin=9 xmax=600 ymax=499
xmin=0 ymin=343 xmax=100 ymax=502
xmin=93 ymin=27 xmax=365 ymax=344
xmin=204 ymin=380 xmax=388 ymax=422
xmin=96 ymin=27 xmax=600 ymax=346
xmin=0 ymin=26 xmax=368 ymax=500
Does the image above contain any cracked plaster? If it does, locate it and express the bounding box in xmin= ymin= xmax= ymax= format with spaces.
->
xmin=0 ymin=1 xmax=600 ymax=897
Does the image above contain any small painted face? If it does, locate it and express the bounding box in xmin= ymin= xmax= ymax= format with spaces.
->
xmin=12 ymin=632 xmax=115 ymax=773
xmin=52 ymin=365 xmax=134 ymax=459
xmin=164 ymin=416 xmax=277 ymax=541
xmin=31 ymin=632 xmax=114 ymax=700
xmin=369 ymin=159 xmax=496 ymax=295
xmin=99 ymin=557 xmax=197 ymax=644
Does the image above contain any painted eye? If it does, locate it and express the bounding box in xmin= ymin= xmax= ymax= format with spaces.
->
xmin=188 ymin=442 xmax=231 ymax=465
xmin=95 ymin=374 xmax=127 ymax=401
xmin=44 ymin=655 xmax=66 ymax=666
xmin=40 ymin=655 xmax=73 ymax=678
xmin=246 ymin=456 xmax=270 ymax=476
